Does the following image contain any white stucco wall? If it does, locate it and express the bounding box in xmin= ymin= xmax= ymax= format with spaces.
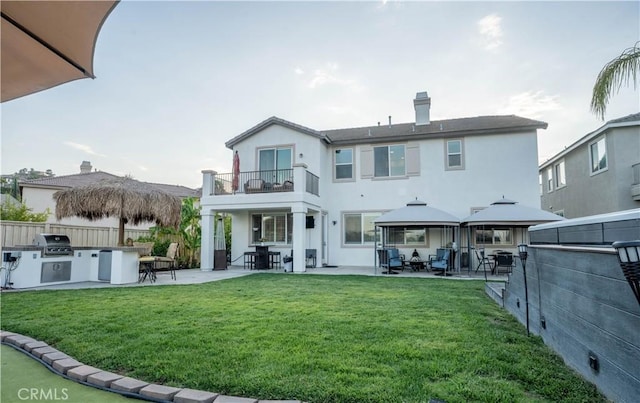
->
xmin=203 ymin=124 xmax=541 ymax=268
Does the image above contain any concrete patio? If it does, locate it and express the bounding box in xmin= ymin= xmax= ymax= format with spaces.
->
xmin=6 ymin=264 xmax=509 ymax=291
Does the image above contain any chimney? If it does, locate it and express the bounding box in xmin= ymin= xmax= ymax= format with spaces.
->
xmin=388 ymin=115 xmax=392 ymax=127
xmin=414 ymin=91 xmax=431 ymax=125
xmin=80 ymin=161 xmax=92 ymax=174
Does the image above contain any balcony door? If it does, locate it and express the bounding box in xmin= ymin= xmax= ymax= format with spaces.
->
xmin=259 ymin=147 xmax=292 ymax=184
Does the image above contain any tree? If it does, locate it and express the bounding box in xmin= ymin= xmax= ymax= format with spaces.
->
xmin=180 ymin=197 xmax=201 ymax=268
xmin=591 ymin=42 xmax=640 ymax=120
xmin=0 ymin=200 xmax=49 ymax=222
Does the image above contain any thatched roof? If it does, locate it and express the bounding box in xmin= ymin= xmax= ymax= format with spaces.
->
xmin=53 ymin=177 xmax=181 ymax=228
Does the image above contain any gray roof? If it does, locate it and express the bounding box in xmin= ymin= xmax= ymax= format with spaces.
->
xmin=461 ymin=198 xmax=565 ymax=226
xmin=374 ymin=200 xmax=460 ymax=227
xmin=226 ymin=116 xmax=326 ymax=149
xmin=20 ymin=171 xmax=199 ymax=199
xmin=608 ymin=112 xmax=640 ymax=124
xmin=225 ymin=114 xmax=547 ymax=149
xmin=322 ymin=115 xmax=548 ymax=145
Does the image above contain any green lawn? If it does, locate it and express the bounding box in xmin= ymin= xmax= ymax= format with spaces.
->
xmin=1 ymin=274 xmax=604 ymax=403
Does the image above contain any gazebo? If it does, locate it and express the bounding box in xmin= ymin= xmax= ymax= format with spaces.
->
xmin=374 ymin=200 xmax=461 ymax=274
xmin=461 ymin=197 xmax=565 ymax=274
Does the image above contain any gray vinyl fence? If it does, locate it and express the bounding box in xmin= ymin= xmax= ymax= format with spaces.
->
xmin=0 ymin=221 xmax=150 ymax=247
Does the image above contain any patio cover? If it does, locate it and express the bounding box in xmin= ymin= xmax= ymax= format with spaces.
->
xmin=461 ymin=198 xmax=565 ymax=226
xmin=1 ymin=0 xmax=118 ymax=102
xmin=374 ymin=200 xmax=460 ymax=227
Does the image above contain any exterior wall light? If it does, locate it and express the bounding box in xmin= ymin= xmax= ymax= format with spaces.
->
xmin=518 ymin=243 xmax=530 ymax=336
xmin=611 ymin=240 xmax=640 ymax=306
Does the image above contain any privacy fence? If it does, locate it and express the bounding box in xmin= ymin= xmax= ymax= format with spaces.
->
xmin=0 ymin=221 xmax=150 ymax=247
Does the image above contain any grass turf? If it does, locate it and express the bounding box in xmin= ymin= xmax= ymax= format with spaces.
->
xmin=1 ymin=345 xmax=130 ymax=403
xmin=0 ymin=274 xmax=604 ymax=402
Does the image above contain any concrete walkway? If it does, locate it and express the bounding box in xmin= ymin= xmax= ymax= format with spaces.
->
xmin=11 ymin=265 xmax=508 ymax=291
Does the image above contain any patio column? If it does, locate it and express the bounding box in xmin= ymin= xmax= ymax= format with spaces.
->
xmin=200 ymin=209 xmax=215 ymax=271
xmin=292 ymin=206 xmax=307 ymax=272
xmin=292 ymin=163 xmax=307 ymax=193
xmin=201 ymin=170 xmax=216 ymax=196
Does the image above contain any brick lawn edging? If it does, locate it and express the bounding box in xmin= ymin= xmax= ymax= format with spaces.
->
xmin=1 ymin=330 xmax=302 ymax=403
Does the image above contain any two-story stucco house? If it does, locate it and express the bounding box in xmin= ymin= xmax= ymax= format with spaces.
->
xmin=539 ymin=113 xmax=640 ymax=219
xmin=199 ymin=92 xmax=548 ymax=271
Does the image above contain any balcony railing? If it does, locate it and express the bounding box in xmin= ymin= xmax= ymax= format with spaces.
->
xmin=214 ymin=169 xmax=294 ymax=195
xmin=306 ymin=171 xmax=320 ymax=196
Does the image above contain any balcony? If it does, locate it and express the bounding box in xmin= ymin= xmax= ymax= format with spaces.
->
xmin=632 ymin=162 xmax=640 ymax=201
xmin=202 ymin=166 xmax=319 ymax=197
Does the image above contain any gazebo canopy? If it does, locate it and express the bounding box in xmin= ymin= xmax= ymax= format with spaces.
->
xmin=374 ymin=200 xmax=460 ymax=227
xmin=462 ymin=198 xmax=565 ymax=226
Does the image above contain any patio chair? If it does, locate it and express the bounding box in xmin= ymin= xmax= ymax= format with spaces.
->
xmin=139 ymin=242 xmax=178 ymax=281
xmin=474 ymin=248 xmax=495 ymax=273
xmin=428 ymin=248 xmax=446 ymax=268
xmin=244 ymin=179 xmax=264 ymax=193
xmin=494 ymin=252 xmax=514 ymax=274
xmin=378 ymin=248 xmax=405 ymax=274
xmin=430 ymin=249 xmax=450 ymax=273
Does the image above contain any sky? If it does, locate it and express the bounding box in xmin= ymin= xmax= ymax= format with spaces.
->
xmin=2 ymin=1 xmax=639 ymax=189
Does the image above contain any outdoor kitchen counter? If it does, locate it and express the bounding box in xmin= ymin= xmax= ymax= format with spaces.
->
xmin=1 ymin=247 xmax=141 ymax=289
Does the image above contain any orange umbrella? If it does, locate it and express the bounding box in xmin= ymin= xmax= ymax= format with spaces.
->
xmin=232 ymin=151 xmax=240 ymax=193
xmin=1 ymin=0 xmax=119 ymax=102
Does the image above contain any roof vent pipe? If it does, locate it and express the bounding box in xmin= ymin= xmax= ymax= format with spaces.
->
xmin=388 ymin=115 xmax=392 ymax=127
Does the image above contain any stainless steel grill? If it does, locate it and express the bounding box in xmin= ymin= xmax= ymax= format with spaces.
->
xmin=33 ymin=234 xmax=73 ymax=256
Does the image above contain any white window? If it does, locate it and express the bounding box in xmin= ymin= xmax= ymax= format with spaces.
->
xmin=259 ymin=147 xmax=292 ymax=183
xmin=539 ymin=174 xmax=543 ymax=195
xmin=446 ymin=139 xmax=464 ymax=170
xmin=334 ymin=148 xmax=353 ymax=180
xmin=590 ymin=137 xmax=607 ymax=174
xmin=554 ymin=160 xmax=566 ymax=188
xmin=251 ymin=213 xmax=293 ymax=244
xmin=475 ymin=228 xmax=513 ymax=246
xmin=546 ymin=167 xmax=553 ymax=192
xmin=388 ymin=227 xmax=428 ymax=246
xmin=344 ymin=212 xmax=381 ymax=245
xmin=374 ymin=145 xmax=405 ymax=177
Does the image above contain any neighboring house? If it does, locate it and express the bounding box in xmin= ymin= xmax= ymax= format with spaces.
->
xmin=199 ymin=91 xmax=548 ymax=271
xmin=20 ymin=161 xmax=199 ymax=229
xmin=539 ymin=113 xmax=640 ymax=219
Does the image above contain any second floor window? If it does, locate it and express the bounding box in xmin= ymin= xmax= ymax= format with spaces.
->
xmin=374 ymin=145 xmax=405 ymax=177
xmin=335 ymin=148 xmax=353 ymax=180
xmin=547 ymin=167 xmax=553 ymax=192
xmin=554 ymin=160 xmax=566 ymax=188
xmin=259 ymin=147 xmax=292 ymax=183
xmin=590 ymin=137 xmax=607 ymax=174
xmin=446 ymin=139 xmax=464 ymax=169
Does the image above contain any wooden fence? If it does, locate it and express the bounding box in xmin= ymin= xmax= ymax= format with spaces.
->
xmin=1 ymin=221 xmax=150 ymax=247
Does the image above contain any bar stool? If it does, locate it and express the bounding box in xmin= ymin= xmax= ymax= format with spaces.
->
xmin=269 ymin=251 xmax=281 ymax=269
xmin=244 ymin=252 xmax=257 ymax=270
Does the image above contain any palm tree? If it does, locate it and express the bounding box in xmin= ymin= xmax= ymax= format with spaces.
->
xmin=591 ymin=42 xmax=640 ymax=120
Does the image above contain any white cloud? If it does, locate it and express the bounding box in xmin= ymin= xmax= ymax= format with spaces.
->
xmin=499 ymin=91 xmax=562 ymax=118
xmin=64 ymin=141 xmax=106 ymax=157
xmin=477 ymin=14 xmax=503 ymax=50
xmin=294 ymin=67 xmax=304 ymax=75
xmin=304 ymin=62 xmax=363 ymax=91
